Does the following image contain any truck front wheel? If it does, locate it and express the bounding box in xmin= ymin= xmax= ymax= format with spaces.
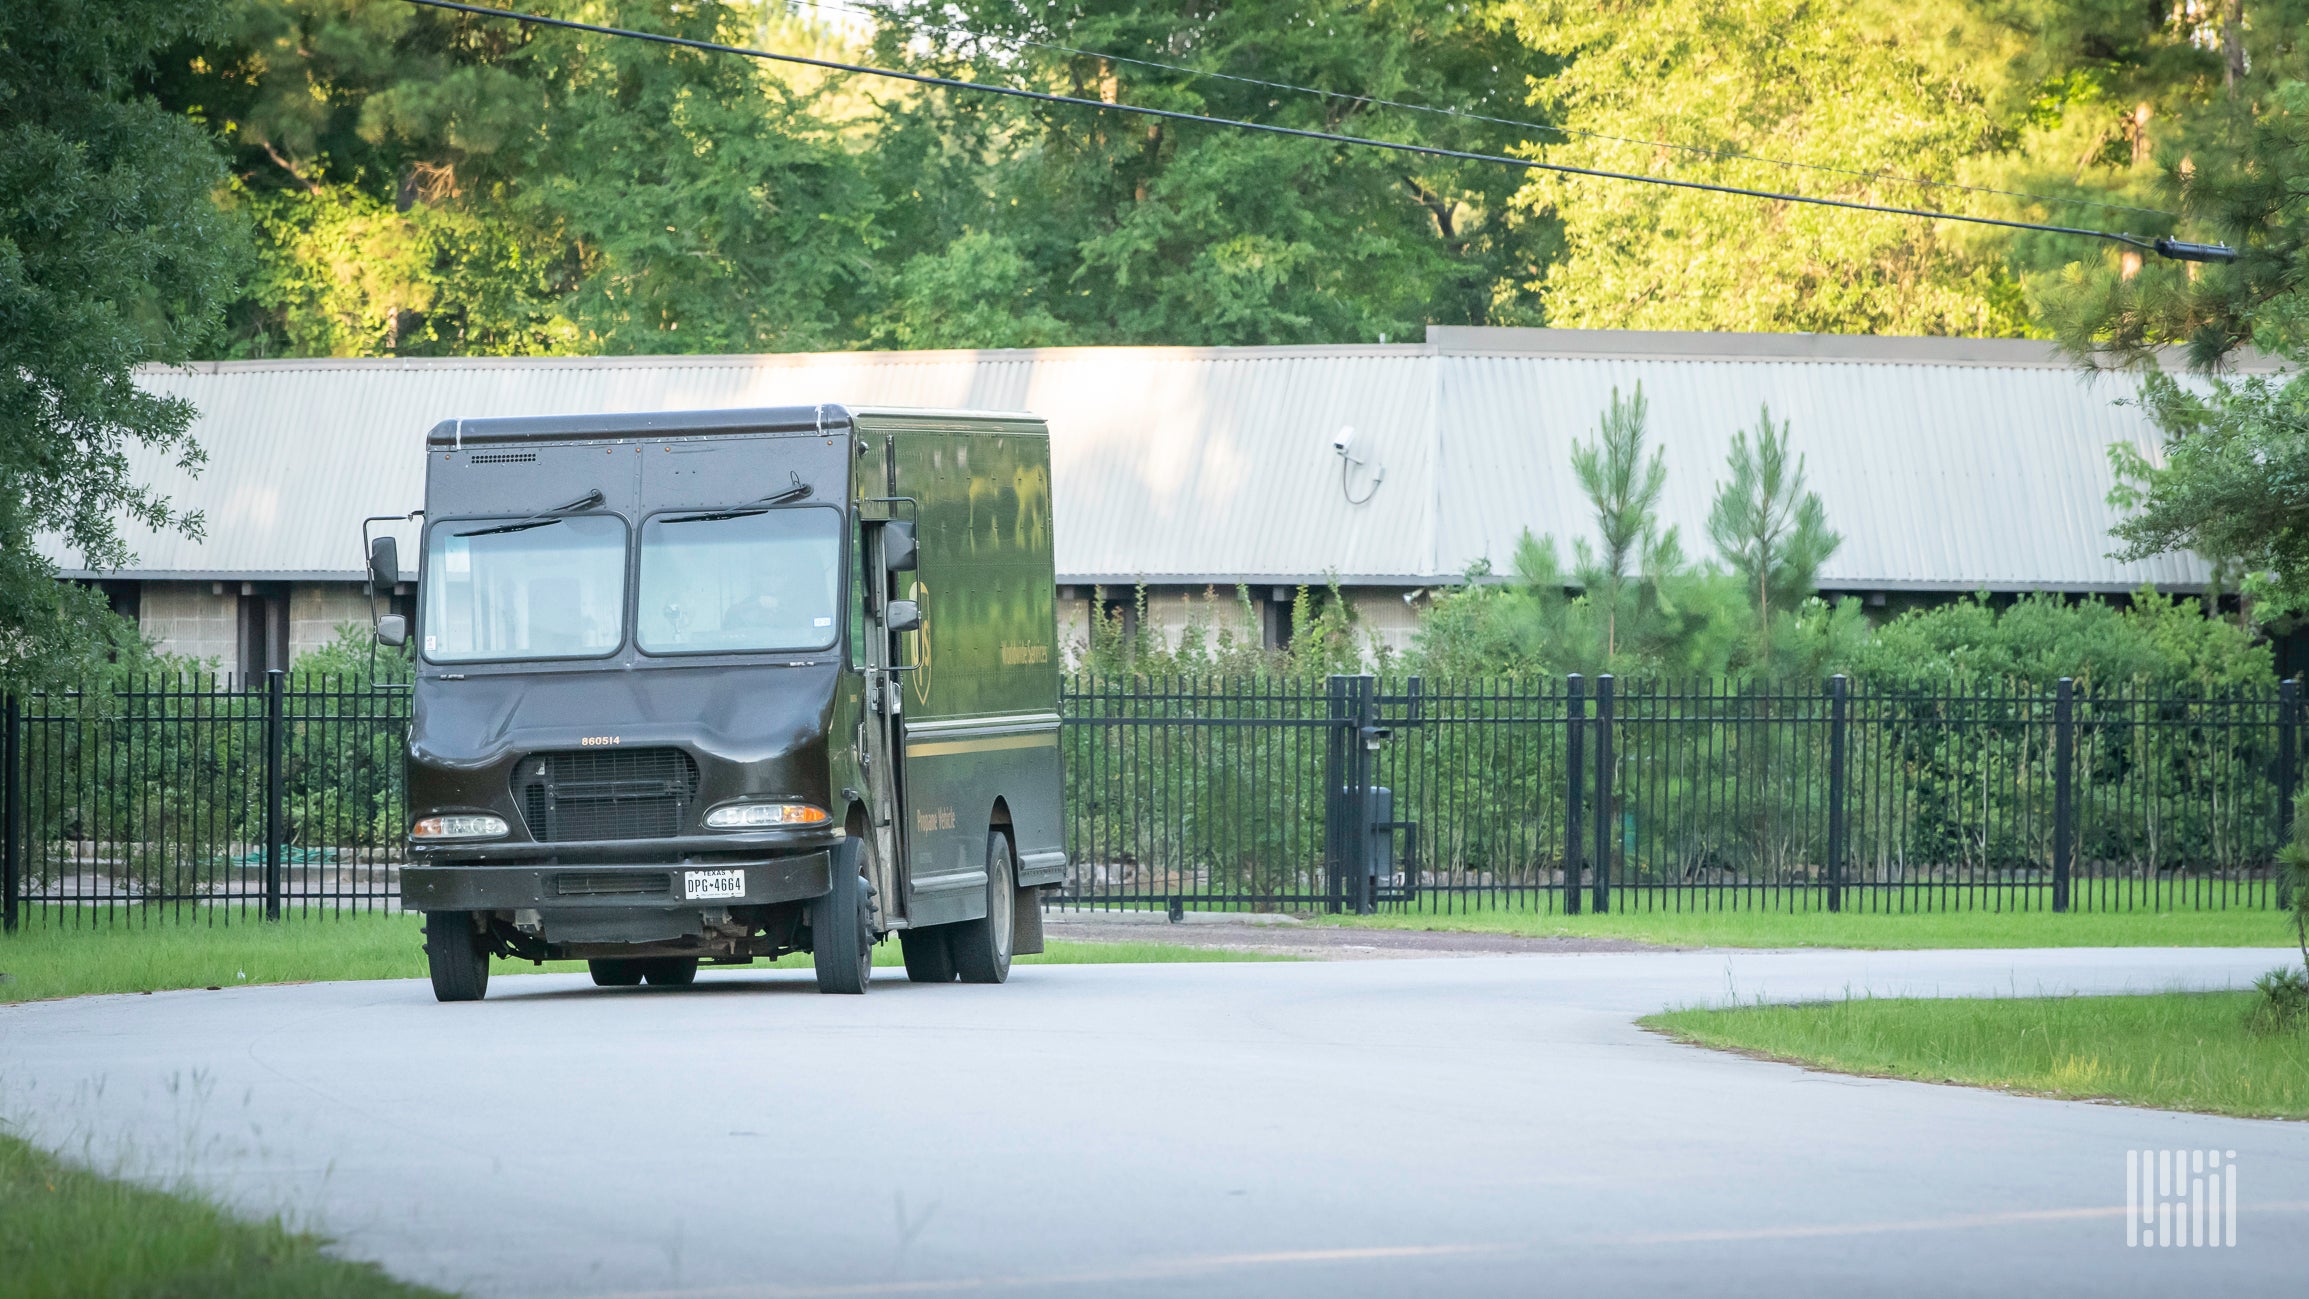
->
xmin=424 ymin=912 xmax=490 ymax=1003
xmin=812 ymin=841 xmax=873 ymax=994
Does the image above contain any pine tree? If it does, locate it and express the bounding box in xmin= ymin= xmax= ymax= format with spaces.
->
xmin=1568 ymin=384 xmax=1683 ymax=658
xmin=1706 ymin=406 xmax=1841 ymax=660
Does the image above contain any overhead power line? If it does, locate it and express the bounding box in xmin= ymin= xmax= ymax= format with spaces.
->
xmin=398 ymin=0 xmax=2237 ymax=263
xmin=800 ymin=0 xmax=2173 ymax=222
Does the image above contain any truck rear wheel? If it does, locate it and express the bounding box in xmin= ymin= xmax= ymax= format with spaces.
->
xmin=424 ymin=912 xmax=490 ymax=1003
xmin=642 ymin=957 xmax=699 ymax=986
xmin=951 ymin=833 xmax=1015 ymax=985
xmin=900 ymin=927 xmax=956 ymax=982
xmin=588 ymin=959 xmax=645 ymax=987
xmin=812 ymin=840 xmax=872 ymax=994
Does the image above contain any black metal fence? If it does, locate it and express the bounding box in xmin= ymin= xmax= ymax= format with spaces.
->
xmin=1057 ymin=674 xmax=2300 ymax=914
xmin=0 ymin=672 xmax=2296 ymax=927
xmin=1 ymin=673 xmax=409 ymax=927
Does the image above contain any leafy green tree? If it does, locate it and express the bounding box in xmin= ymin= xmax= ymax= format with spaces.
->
xmin=2034 ymin=14 xmax=2309 ymax=369
xmin=1707 ymin=405 xmax=1840 ymax=658
xmin=159 ymin=0 xmax=882 ymax=356
xmin=871 ymin=231 xmax=1069 ymax=349
xmin=2045 ymin=58 xmax=2309 ymax=619
xmin=1499 ymin=0 xmax=2255 ymax=335
xmin=0 ymin=0 xmax=241 ymax=687
xmin=1503 ymin=0 xmax=2009 ymax=333
xmin=867 ymin=0 xmax=1560 ymax=346
xmin=2104 ymin=374 xmax=2309 ymax=615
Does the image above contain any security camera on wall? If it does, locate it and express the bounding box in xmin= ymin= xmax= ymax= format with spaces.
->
xmin=1331 ymin=425 xmax=1382 ymax=503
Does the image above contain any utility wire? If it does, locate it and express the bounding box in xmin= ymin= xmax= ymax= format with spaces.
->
xmin=800 ymin=0 xmax=2174 ymax=222
xmin=399 ymin=0 xmax=2236 ymax=262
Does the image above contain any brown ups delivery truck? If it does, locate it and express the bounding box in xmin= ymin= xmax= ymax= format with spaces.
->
xmin=371 ymin=406 xmax=1065 ymax=1001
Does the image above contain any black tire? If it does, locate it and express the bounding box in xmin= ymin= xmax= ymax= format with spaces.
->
xmin=951 ymin=832 xmax=1015 ymax=985
xmin=642 ymin=957 xmax=699 ymax=986
xmin=424 ymin=911 xmax=490 ymax=1003
xmin=588 ymin=959 xmax=645 ymax=987
xmin=899 ymin=927 xmax=956 ymax=983
xmin=812 ymin=839 xmax=872 ymax=994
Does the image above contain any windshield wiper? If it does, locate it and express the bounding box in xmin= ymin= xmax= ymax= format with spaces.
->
xmin=455 ymin=517 xmax=564 ymax=538
xmin=455 ymin=489 xmax=605 ymax=538
xmin=660 ymin=477 xmax=813 ymax=525
xmin=761 ymin=475 xmax=813 ymax=506
xmin=660 ymin=508 xmax=767 ymax=525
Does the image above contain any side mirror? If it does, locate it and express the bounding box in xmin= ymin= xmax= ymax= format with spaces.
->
xmin=368 ymin=536 xmax=400 ymax=591
xmin=882 ymin=521 xmax=918 ymax=573
xmin=884 ymin=599 xmax=921 ymax=634
xmin=376 ymin=614 xmax=408 ymax=647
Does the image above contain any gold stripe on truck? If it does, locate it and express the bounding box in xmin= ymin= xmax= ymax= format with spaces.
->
xmin=906 ymin=732 xmax=1059 ymax=757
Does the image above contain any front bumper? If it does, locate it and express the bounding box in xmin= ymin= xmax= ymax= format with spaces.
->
xmin=401 ymin=852 xmax=832 ymax=913
xmin=409 ymin=828 xmax=842 ymax=866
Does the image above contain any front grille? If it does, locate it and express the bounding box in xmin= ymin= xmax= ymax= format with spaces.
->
xmin=515 ymin=748 xmax=700 ymax=843
xmin=554 ymin=871 xmax=671 ymax=897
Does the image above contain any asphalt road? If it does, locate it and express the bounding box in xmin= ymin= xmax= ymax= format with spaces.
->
xmin=5 ymin=947 xmax=2307 ymax=1298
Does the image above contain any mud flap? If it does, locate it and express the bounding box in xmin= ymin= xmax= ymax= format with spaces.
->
xmin=1011 ymin=884 xmax=1046 ymax=955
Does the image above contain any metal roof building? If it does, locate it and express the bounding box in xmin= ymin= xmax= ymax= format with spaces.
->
xmin=62 ymin=327 xmax=2267 ymax=672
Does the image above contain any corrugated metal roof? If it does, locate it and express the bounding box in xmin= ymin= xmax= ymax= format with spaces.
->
xmin=58 ymin=330 xmax=2265 ymax=592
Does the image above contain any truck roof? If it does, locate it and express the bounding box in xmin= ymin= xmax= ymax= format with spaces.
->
xmin=423 ymin=404 xmax=1044 ymax=448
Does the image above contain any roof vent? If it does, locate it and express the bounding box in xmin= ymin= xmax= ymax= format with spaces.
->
xmin=470 ymin=451 xmax=538 ymax=465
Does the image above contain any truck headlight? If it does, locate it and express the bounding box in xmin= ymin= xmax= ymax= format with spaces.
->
xmin=412 ymin=814 xmax=510 ymax=841
xmin=704 ymin=802 xmax=829 ymax=830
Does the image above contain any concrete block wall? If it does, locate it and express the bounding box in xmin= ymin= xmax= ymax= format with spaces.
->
xmin=137 ymin=583 xmax=238 ymax=670
xmin=1348 ymin=591 xmax=1421 ymax=658
xmin=1058 ymin=584 xmax=1421 ymax=668
xmin=135 ymin=578 xmax=1424 ymax=676
xmin=290 ymin=582 xmax=375 ymax=660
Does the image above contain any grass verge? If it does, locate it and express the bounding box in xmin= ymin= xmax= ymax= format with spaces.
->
xmin=1306 ymin=903 xmax=2291 ymax=950
xmin=0 ymin=912 xmax=1288 ymax=1004
xmin=0 ymin=1130 xmax=447 ymax=1299
xmin=1644 ymin=991 xmax=2309 ymax=1120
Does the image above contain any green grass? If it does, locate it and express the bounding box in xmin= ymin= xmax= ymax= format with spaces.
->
xmin=1307 ymin=901 xmax=2296 ymax=950
xmin=0 ymin=912 xmax=1286 ymax=1004
xmin=1644 ymin=990 xmax=2309 ymax=1120
xmin=0 ymin=1131 xmax=448 ymax=1299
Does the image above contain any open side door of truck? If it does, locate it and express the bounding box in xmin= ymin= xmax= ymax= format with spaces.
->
xmin=853 ymin=436 xmax=915 ymax=927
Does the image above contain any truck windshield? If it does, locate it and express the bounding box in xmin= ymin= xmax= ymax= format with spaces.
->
xmin=421 ymin=515 xmax=627 ymax=662
xmin=638 ymin=507 xmax=842 ymax=654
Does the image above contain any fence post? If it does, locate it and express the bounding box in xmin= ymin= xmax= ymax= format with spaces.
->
xmin=1826 ymin=674 xmax=1848 ymax=915
xmin=2281 ymin=677 xmax=2300 ymax=910
xmin=2052 ymin=677 xmax=2074 ymax=915
xmin=3 ymin=692 xmax=19 ymax=934
xmin=1329 ymin=678 xmax=1348 ymax=918
xmin=1564 ymin=675 xmax=1584 ymax=916
xmin=1356 ymin=676 xmax=1379 ymax=916
xmin=1593 ymin=674 xmax=1613 ymax=915
xmin=264 ymin=669 xmax=286 ymax=921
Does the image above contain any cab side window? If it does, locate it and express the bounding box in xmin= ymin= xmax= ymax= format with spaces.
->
xmin=848 ymin=518 xmax=868 ymax=671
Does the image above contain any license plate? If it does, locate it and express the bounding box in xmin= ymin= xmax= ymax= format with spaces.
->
xmin=683 ymin=868 xmax=746 ymax=901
